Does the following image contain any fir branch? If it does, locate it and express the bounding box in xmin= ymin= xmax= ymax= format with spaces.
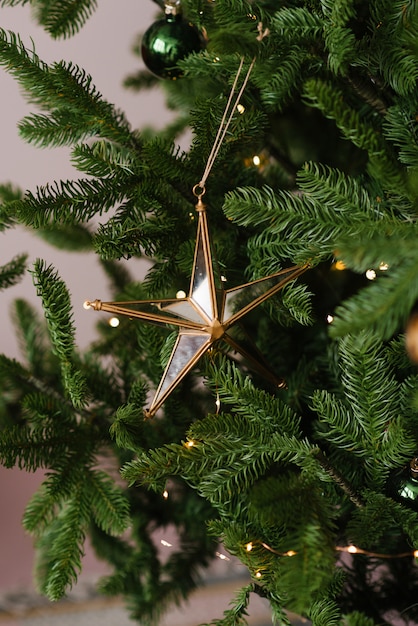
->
xmin=87 ymin=469 xmax=130 ymax=536
xmin=335 ymin=225 xmax=418 ymax=273
xmin=39 ymin=480 xmax=90 ymax=600
xmin=15 ymin=175 xmax=130 ymax=227
xmin=303 ymin=79 xmax=405 ymax=192
xmin=330 ymin=257 xmax=418 ymax=340
xmin=272 ymin=7 xmax=323 ymax=42
xmin=313 ymin=333 xmax=418 ymax=488
xmin=0 ymin=182 xmax=23 ymax=230
xmin=31 ymin=260 xmax=88 ymax=408
xmin=18 ymin=110 xmax=105 ymax=149
xmin=12 ymin=298 xmax=49 ymax=372
xmin=93 ymin=199 xmax=180 ymax=261
xmin=71 ymin=141 xmax=139 ymax=177
xmin=109 ymin=403 xmax=146 ymax=453
xmin=22 ymin=392 xmax=75 ymax=425
xmin=199 ymin=583 xmax=253 ymax=626
xmin=253 ymin=45 xmax=307 ymax=111
xmin=33 ymin=0 xmax=98 ymax=39
xmin=0 ymin=0 xmax=30 ymax=5
xmin=315 ymin=450 xmax=364 ymax=508
xmin=224 ymin=163 xmax=392 ymax=266
xmin=204 ymin=358 xmax=302 ymax=436
xmin=23 ymin=468 xmax=79 ymax=535
xmin=308 ymin=595 xmax=342 ymax=626
xmin=0 ymin=423 xmax=84 ymax=471
xmin=343 ymin=613 xmax=376 ymax=626
xmin=0 ymin=28 xmax=50 ymax=102
xmin=36 ymin=223 xmax=93 ymax=251
xmin=384 ymin=104 xmax=418 ymax=168
xmin=0 ymin=254 xmax=27 ymax=290
xmin=0 ymin=30 xmax=135 ymax=146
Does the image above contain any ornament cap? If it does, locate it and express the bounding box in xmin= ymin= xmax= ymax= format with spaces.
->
xmin=410 ymin=457 xmax=418 ymax=479
xmin=164 ymin=0 xmax=181 ymax=15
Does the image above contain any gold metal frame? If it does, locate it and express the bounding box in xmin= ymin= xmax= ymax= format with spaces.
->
xmin=86 ymin=198 xmax=309 ymax=417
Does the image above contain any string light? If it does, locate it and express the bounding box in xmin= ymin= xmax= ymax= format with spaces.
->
xmin=366 ymin=269 xmax=377 ymax=280
xmin=327 ymin=314 xmax=334 ymax=324
xmin=284 ymin=550 xmax=297 ymax=557
xmin=162 ymin=489 xmax=169 ymax=499
xmin=247 ymin=540 xmax=418 ymax=560
xmin=237 ymin=104 xmax=245 ymax=114
xmin=160 ymin=539 xmax=173 ymax=547
xmin=336 ymin=545 xmax=418 ymax=559
xmin=108 ymin=316 xmax=120 ymax=327
xmin=216 ymin=552 xmax=230 ymax=561
xmin=176 ymin=290 xmax=187 ymax=299
xmin=379 ymin=262 xmax=389 ymax=271
xmin=186 ymin=440 xmax=195 ymax=448
xmin=332 ymin=260 xmax=346 ymax=271
xmin=252 ymin=155 xmax=261 ymax=166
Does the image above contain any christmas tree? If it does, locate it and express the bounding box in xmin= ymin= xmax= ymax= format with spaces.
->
xmin=1 ymin=0 xmax=418 ymax=624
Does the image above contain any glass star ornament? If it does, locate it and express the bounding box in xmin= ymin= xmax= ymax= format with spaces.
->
xmin=85 ymin=197 xmax=308 ymax=417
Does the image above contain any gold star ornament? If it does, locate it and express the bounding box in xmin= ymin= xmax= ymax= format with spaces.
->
xmin=85 ymin=194 xmax=308 ymax=417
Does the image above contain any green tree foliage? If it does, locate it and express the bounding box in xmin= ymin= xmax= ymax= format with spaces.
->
xmin=1 ymin=0 xmax=418 ymax=624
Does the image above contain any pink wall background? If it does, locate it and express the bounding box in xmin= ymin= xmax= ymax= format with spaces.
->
xmin=0 ymin=1 xmax=174 ymax=593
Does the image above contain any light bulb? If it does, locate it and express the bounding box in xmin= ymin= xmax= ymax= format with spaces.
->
xmin=366 ymin=269 xmax=377 ymax=280
xmin=347 ymin=545 xmax=358 ymax=554
xmin=252 ymin=155 xmax=261 ymax=166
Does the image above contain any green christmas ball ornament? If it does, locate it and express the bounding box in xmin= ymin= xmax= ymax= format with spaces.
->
xmin=389 ymin=457 xmax=418 ymax=511
xmin=142 ymin=0 xmax=204 ymax=79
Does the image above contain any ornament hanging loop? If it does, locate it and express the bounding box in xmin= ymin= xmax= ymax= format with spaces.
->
xmin=192 ymin=183 xmax=206 ymax=200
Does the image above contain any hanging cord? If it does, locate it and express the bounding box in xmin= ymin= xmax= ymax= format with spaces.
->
xmin=193 ymin=22 xmax=269 ymax=197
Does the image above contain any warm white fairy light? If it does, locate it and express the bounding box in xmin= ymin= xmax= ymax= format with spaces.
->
xmin=237 ymin=103 xmax=245 ymax=114
xmin=176 ymin=290 xmax=187 ymax=299
xmin=332 ymin=260 xmax=346 ymax=271
xmin=252 ymin=155 xmax=261 ymax=166
xmin=251 ymin=540 xmax=418 ymax=561
xmin=162 ymin=489 xmax=169 ymax=499
xmin=327 ymin=314 xmax=334 ymax=324
xmin=284 ymin=550 xmax=297 ymax=557
xmin=216 ymin=552 xmax=230 ymax=561
xmin=379 ymin=262 xmax=389 ymax=271
xmin=186 ymin=440 xmax=195 ymax=448
xmin=255 ymin=571 xmax=262 ymax=578
xmin=161 ymin=539 xmax=172 ymax=547
xmin=109 ymin=316 xmax=120 ymax=328
xmin=83 ymin=300 xmax=91 ymax=310
xmin=366 ymin=269 xmax=377 ymax=280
